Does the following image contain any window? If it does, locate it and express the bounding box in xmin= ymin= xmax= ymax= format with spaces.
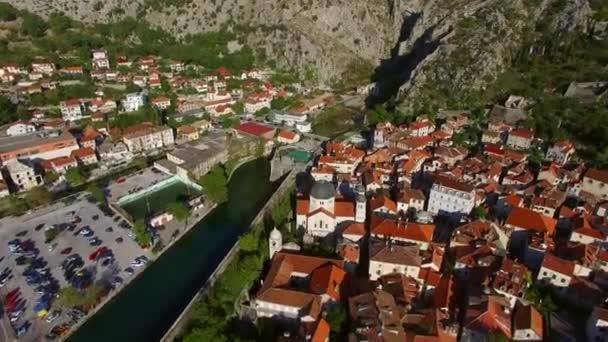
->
xmin=543 ymin=271 xmax=548 ymax=276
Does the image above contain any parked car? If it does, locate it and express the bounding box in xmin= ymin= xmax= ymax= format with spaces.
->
xmin=60 ymin=248 xmax=72 ymax=255
xmin=15 ymin=230 xmax=28 ymax=237
xmin=45 ymin=310 xmax=61 ymax=323
xmin=16 ymin=321 xmax=30 ymax=336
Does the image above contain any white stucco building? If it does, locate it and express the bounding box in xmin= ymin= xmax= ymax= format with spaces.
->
xmin=295 ymin=181 xmax=359 ymax=237
xmin=122 ymin=92 xmax=145 ymax=113
xmin=427 ymin=176 xmax=475 ymax=215
xmin=5 ymin=159 xmax=42 ymax=192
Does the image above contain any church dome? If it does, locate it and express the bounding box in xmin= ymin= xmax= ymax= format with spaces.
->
xmin=310 ymin=180 xmax=335 ymax=200
xmin=270 ymin=227 xmax=282 ymax=240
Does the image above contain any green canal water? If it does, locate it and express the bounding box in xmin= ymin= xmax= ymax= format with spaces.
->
xmin=68 ymin=159 xmax=275 ymax=342
xmin=121 ymin=180 xmax=201 ymax=220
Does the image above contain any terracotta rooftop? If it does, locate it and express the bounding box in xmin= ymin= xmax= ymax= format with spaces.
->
xmin=585 ymin=168 xmax=608 ymax=184
xmin=505 ymin=207 xmax=556 ymax=235
xmin=371 ymin=216 xmax=435 ymax=244
xmin=542 ymin=254 xmax=574 ymax=276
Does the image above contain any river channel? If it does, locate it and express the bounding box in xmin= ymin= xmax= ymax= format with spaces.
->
xmin=68 ymin=158 xmax=275 ymax=342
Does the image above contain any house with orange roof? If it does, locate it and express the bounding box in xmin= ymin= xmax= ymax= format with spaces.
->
xmin=582 ymin=168 xmax=608 ymax=199
xmin=310 ymin=165 xmax=335 ymax=182
xmin=513 ymin=303 xmax=543 ymax=341
xmin=40 ymin=156 xmax=78 ymax=174
xmin=397 ymin=186 xmax=426 ymax=213
xmin=254 ymin=251 xmax=346 ymax=321
xmin=369 ymin=239 xmax=424 ymax=281
xmin=151 ymin=96 xmax=171 ymax=110
xmin=370 ymin=195 xmax=397 ymax=217
xmin=373 ymin=122 xmax=396 ymax=148
xmin=340 ymin=222 xmax=365 ymax=243
xmin=409 ymin=119 xmax=436 ymax=137
xmin=491 ymin=258 xmax=529 ymax=308
xmin=60 ymin=99 xmax=84 ymax=121
xmin=318 ymin=142 xmax=365 ymax=174
xmin=276 ymin=130 xmax=300 ymax=144
xmin=311 ymin=319 xmax=330 ymax=342
xmin=177 ymin=125 xmax=199 ymax=142
xmin=537 ymin=254 xmax=574 ymax=288
xmin=505 ymin=207 xmax=557 ymax=237
xmin=70 ymin=147 xmax=98 ymax=166
xmin=371 ymin=215 xmax=435 ymax=250
xmin=546 ymin=140 xmax=575 ymax=165
xmin=462 ymin=295 xmax=512 ymax=341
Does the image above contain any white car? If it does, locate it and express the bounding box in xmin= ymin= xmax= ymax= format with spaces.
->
xmin=45 ymin=310 xmax=61 ymax=323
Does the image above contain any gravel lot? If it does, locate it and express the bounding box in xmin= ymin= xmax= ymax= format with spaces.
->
xmin=0 ymin=193 xmax=151 ymax=341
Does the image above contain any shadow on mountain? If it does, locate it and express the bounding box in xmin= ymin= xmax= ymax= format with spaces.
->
xmin=366 ymin=12 xmax=451 ymax=109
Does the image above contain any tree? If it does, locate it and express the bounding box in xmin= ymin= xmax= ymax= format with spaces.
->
xmin=55 ymin=287 xmax=85 ymax=309
xmin=198 ymin=165 xmax=228 ymax=203
xmin=473 ymin=205 xmax=488 ymax=220
xmin=44 ymin=227 xmax=58 ymax=243
xmin=325 ymin=305 xmax=347 ymax=339
xmin=239 ymin=231 xmax=259 ymax=252
xmin=87 ymin=184 xmax=107 ymax=206
xmin=221 ymin=115 xmax=239 ymax=129
xmin=24 ymin=186 xmax=52 ymax=208
xmin=21 ymin=13 xmax=48 ymax=37
xmin=168 ymin=201 xmax=190 ymax=227
xmin=65 ymin=167 xmax=86 ymax=186
xmin=271 ymin=195 xmax=291 ymax=227
xmin=231 ymin=101 xmax=244 ymax=115
xmin=133 ymin=220 xmax=152 ymax=247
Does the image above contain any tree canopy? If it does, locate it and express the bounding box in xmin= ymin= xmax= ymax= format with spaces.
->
xmin=198 ymin=164 xmax=228 ymax=204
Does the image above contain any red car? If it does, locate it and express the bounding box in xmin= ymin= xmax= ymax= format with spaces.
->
xmin=117 ymin=177 xmax=126 ymax=184
xmin=89 ymin=247 xmax=107 ymax=261
xmin=60 ymin=247 xmax=72 ymax=255
xmin=5 ymin=289 xmax=19 ymax=302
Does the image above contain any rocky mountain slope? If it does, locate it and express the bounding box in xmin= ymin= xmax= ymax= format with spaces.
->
xmin=5 ymin=0 xmax=595 ymax=104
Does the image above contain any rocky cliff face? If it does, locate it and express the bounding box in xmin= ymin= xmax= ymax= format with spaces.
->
xmin=6 ymin=0 xmax=594 ymax=103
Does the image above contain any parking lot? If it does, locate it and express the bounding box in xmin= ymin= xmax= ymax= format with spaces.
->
xmin=106 ymin=167 xmax=170 ymax=204
xmin=0 ymin=193 xmax=151 ymax=341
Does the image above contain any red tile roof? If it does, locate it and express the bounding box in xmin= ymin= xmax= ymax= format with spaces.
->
xmin=334 ymin=200 xmax=355 ymax=217
xmin=310 ymin=263 xmax=346 ymax=300
xmin=342 ymin=222 xmax=365 ymax=237
xmin=585 ymin=168 xmax=608 ymax=184
xmin=370 ymin=195 xmax=397 ymax=213
xmin=371 ymin=216 xmax=435 ymax=243
xmin=278 ymin=130 xmax=297 ymax=140
xmin=464 ymin=295 xmax=512 ymax=339
xmin=296 ymin=199 xmax=310 ymax=215
xmin=312 ymin=319 xmax=330 ymax=342
xmin=70 ymin=147 xmax=96 ymax=159
xmin=505 ymin=207 xmax=556 ymax=235
xmin=510 ymin=128 xmax=534 ymax=139
xmin=542 ymin=254 xmax=574 ymax=276
xmin=236 ymin=122 xmax=275 ymax=137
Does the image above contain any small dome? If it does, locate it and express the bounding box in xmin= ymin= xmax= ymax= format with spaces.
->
xmin=310 ymin=180 xmax=335 ymax=200
xmin=270 ymin=227 xmax=282 ymax=240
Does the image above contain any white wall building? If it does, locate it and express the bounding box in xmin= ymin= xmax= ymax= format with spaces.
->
xmin=6 ymin=122 xmax=36 ymax=137
xmin=427 ymin=176 xmax=475 ymax=215
xmin=273 ymin=111 xmax=308 ymax=126
xmin=5 ymin=160 xmax=42 ymax=192
xmin=546 ymin=141 xmax=575 ymax=165
xmin=536 ymin=254 xmax=573 ymax=289
xmin=60 ymin=99 xmax=84 ymax=121
xmin=122 ymin=92 xmax=146 ymax=113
